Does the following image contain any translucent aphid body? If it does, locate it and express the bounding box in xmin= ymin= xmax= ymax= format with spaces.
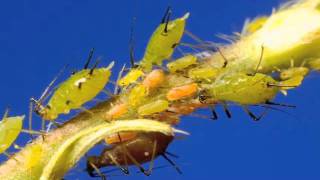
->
xmin=0 ymin=113 xmax=24 ymax=154
xmin=34 ymin=62 xmax=114 ymax=120
xmin=138 ymin=99 xmax=169 ymax=116
xmin=167 ymin=83 xmax=198 ymax=101
xmin=280 ymin=67 xmax=309 ymax=80
xmin=128 ymin=84 xmax=147 ymax=107
xmin=139 ymin=12 xmax=190 ymax=71
xmin=118 ymin=69 xmax=144 ymax=87
xmin=142 ymin=69 xmax=165 ymax=90
xmin=188 ymin=67 xmax=222 ymax=81
xmin=105 ymin=103 xmax=128 ymax=120
xmin=167 ymin=54 xmax=197 ymax=73
xmin=204 ymin=73 xmax=280 ymax=105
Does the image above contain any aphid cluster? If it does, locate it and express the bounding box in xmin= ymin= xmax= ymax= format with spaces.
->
xmin=0 ymin=5 xmax=313 ymax=180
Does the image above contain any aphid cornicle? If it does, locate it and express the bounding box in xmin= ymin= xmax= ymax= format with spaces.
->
xmin=0 ymin=111 xmax=24 ymax=157
xmin=87 ymin=132 xmax=181 ymax=179
xmin=31 ymin=50 xmax=114 ymax=121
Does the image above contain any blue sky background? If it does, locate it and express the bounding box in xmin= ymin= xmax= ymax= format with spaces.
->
xmin=1 ymin=0 xmax=320 ymax=179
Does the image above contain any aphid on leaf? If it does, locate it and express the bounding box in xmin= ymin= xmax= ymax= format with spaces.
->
xmin=104 ymin=103 xmax=128 ymax=120
xmin=139 ymin=8 xmax=190 ymax=71
xmin=138 ymin=99 xmax=169 ymax=116
xmin=87 ymin=132 xmax=182 ymax=179
xmin=279 ymin=60 xmax=309 ymax=81
xmin=166 ymin=83 xmax=198 ymax=101
xmin=119 ymin=8 xmax=189 ymax=87
xmin=0 ymin=110 xmax=24 ymax=157
xmin=199 ymin=47 xmax=296 ymax=121
xmin=188 ymin=67 xmax=222 ymax=81
xmin=31 ymin=49 xmax=114 ymax=122
xmin=142 ymin=69 xmax=166 ymax=94
xmin=167 ymin=54 xmax=197 ymax=73
xmin=117 ymin=69 xmax=144 ymax=87
xmin=128 ymin=84 xmax=147 ymax=107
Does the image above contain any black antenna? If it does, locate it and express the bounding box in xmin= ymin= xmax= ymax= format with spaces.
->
xmin=129 ymin=17 xmax=136 ymax=68
xmin=84 ymin=48 xmax=95 ymax=69
xmin=161 ymin=6 xmax=171 ymax=24
xmin=164 ymin=8 xmax=172 ymax=33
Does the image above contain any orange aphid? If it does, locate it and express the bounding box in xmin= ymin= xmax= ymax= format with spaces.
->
xmin=104 ymin=132 xmax=137 ymax=144
xmin=166 ymin=83 xmax=198 ymax=101
xmin=142 ymin=69 xmax=165 ymax=89
xmin=105 ymin=103 xmax=127 ymax=120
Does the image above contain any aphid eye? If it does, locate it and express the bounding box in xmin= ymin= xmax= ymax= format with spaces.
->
xmin=198 ymin=90 xmax=209 ymax=103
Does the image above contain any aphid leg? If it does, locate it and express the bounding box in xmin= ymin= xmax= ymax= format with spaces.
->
xmin=161 ymin=153 xmax=182 ymax=174
xmin=102 ymin=89 xmax=115 ymax=98
xmin=242 ymin=105 xmax=261 ymax=121
xmin=107 ymin=153 xmax=130 ymax=175
xmin=21 ymin=129 xmax=46 ymax=136
xmin=2 ymin=108 xmax=9 ymax=119
xmin=210 ymin=106 xmax=218 ymax=120
xmin=165 ymin=151 xmax=179 ymax=158
xmin=145 ymin=140 xmax=158 ymax=175
xmin=3 ymin=151 xmax=18 ymax=161
xmin=114 ymin=64 xmax=126 ymax=95
xmin=265 ymin=100 xmax=296 ymax=108
xmin=216 ymin=47 xmax=228 ymax=68
xmin=122 ymin=146 xmax=150 ymax=176
xmin=87 ymin=158 xmax=107 ymax=180
xmin=222 ymin=102 xmax=232 ymax=118
xmin=83 ymin=48 xmax=95 ymax=69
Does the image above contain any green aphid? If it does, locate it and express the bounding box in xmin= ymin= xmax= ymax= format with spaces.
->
xmin=0 ymin=110 xmax=24 ymax=155
xmin=138 ymin=99 xmax=169 ymax=116
xmin=167 ymin=54 xmax=197 ymax=73
xmin=139 ymin=9 xmax=190 ymax=71
xmin=207 ymin=73 xmax=280 ymax=105
xmin=32 ymin=50 xmax=114 ymax=121
xmin=188 ymin=67 xmax=223 ymax=81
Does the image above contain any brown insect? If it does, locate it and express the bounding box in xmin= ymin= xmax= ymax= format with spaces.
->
xmin=86 ymin=132 xmax=182 ymax=179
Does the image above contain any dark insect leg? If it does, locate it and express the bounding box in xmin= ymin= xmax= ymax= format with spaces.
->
xmin=87 ymin=159 xmax=107 ymax=180
xmin=242 ymin=105 xmax=263 ymax=121
xmin=161 ymin=153 xmax=182 ymax=174
xmin=163 ymin=8 xmax=172 ymax=33
xmin=222 ymin=103 xmax=232 ymax=118
xmin=145 ymin=140 xmax=158 ymax=175
xmin=83 ymin=48 xmax=95 ymax=69
xmin=216 ymin=47 xmax=228 ymax=68
xmin=265 ymin=100 xmax=296 ymax=108
xmin=122 ymin=146 xmax=150 ymax=176
xmin=107 ymin=153 xmax=130 ymax=175
xmin=210 ymin=106 xmax=218 ymax=120
xmin=165 ymin=151 xmax=179 ymax=158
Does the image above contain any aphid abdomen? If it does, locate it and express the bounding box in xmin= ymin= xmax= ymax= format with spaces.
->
xmin=167 ymin=54 xmax=197 ymax=73
xmin=138 ymin=99 xmax=169 ymax=116
xmin=188 ymin=67 xmax=221 ymax=81
xmin=210 ymin=73 xmax=279 ymax=105
xmin=0 ymin=115 xmax=24 ymax=154
xmin=142 ymin=69 xmax=165 ymax=89
xmin=166 ymin=83 xmax=198 ymax=101
xmin=118 ymin=69 xmax=144 ymax=87
xmin=128 ymin=84 xmax=147 ymax=107
xmin=45 ymin=66 xmax=112 ymax=120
